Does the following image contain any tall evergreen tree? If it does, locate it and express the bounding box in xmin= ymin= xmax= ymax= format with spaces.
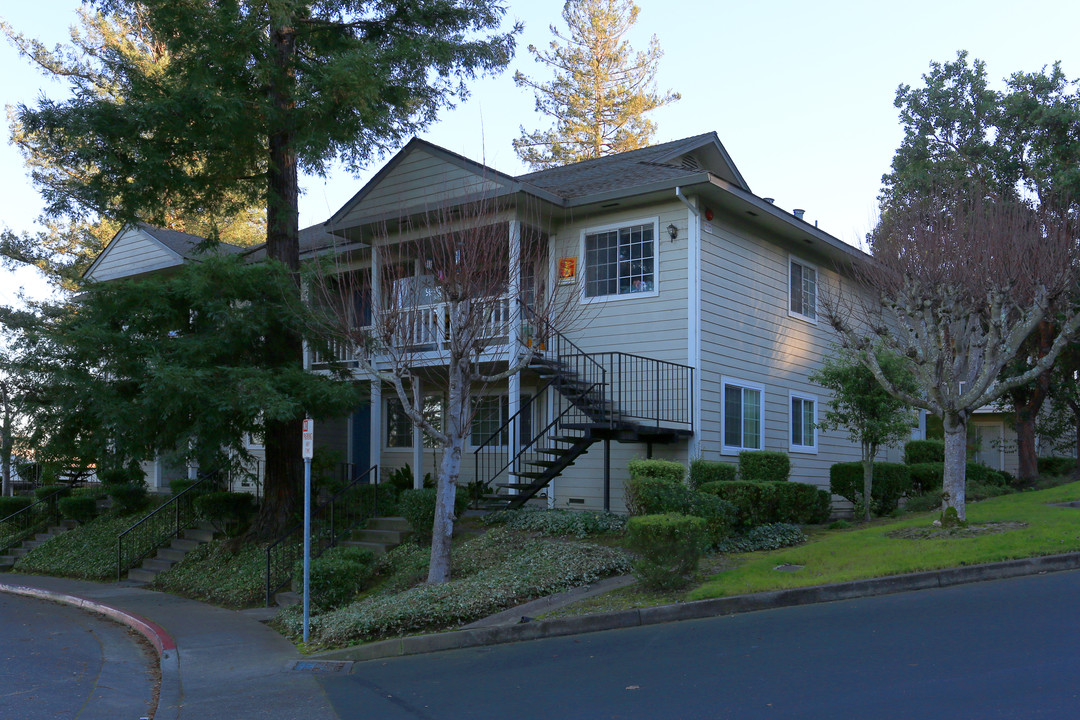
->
xmin=1 ymin=7 xmax=265 ymax=289
xmin=13 ymin=0 xmax=519 ymax=536
xmin=513 ymin=0 xmax=678 ymax=170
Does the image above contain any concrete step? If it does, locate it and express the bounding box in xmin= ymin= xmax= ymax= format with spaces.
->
xmin=47 ymin=525 xmax=72 ymax=535
xmin=338 ymin=540 xmax=390 ymax=556
xmin=157 ymin=547 xmax=188 ymax=562
xmin=21 ymin=540 xmax=44 ymax=550
xmin=34 ymin=533 xmax=54 ymax=542
xmin=275 ymin=591 xmax=300 ymax=608
xmin=0 ymin=557 xmax=14 ymax=571
xmin=9 ymin=548 xmax=29 ymax=559
xmin=171 ymin=538 xmax=200 ymax=551
xmin=366 ymin=516 xmax=411 ymax=532
xmin=351 ymin=528 xmax=409 ymax=544
xmin=182 ymin=527 xmax=215 ymax=543
xmin=127 ymin=568 xmax=157 ymax=583
xmin=141 ymin=557 xmax=174 ymax=573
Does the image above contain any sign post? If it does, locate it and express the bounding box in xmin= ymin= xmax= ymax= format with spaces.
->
xmin=301 ymin=418 xmax=314 ymax=643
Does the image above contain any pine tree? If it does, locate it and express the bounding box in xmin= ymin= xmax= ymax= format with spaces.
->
xmin=1 ymin=8 xmax=265 ymax=289
xmin=513 ymin=0 xmax=679 ymax=170
xmin=12 ymin=0 xmax=519 ymax=537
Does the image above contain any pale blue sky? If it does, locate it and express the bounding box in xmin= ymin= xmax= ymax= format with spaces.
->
xmin=3 ymin=0 xmax=1080 ymax=304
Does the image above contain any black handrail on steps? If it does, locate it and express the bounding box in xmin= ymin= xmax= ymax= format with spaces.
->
xmin=0 ymin=488 xmax=65 ymax=555
xmin=264 ymin=465 xmax=379 ymax=607
xmin=116 ymin=475 xmax=210 ymax=581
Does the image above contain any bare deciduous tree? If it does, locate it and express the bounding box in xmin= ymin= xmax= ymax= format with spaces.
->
xmin=824 ymin=190 xmax=1080 ymax=521
xmin=309 ymin=198 xmax=581 ymax=583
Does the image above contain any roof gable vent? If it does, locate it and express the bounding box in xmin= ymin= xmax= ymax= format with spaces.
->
xmin=678 ymin=154 xmax=701 ymax=171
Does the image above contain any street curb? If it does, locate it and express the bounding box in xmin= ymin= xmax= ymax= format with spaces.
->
xmin=0 ymin=582 xmax=181 ymax=720
xmin=313 ymin=550 xmax=1080 ymax=664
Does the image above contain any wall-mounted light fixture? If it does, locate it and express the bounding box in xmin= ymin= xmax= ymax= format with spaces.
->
xmin=667 ymin=223 xmax=678 ymax=241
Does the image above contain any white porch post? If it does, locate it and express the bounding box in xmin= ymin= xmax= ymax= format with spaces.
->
xmin=508 ymin=219 xmax=522 ymax=483
xmin=412 ymin=377 xmax=424 ymax=490
xmin=369 ymin=382 xmax=382 ymax=479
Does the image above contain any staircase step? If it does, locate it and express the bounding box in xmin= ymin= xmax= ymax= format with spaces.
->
xmin=170 ymin=538 xmax=200 ymax=551
xmin=21 ymin=540 xmax=45 ymax=550
xmin=127 ymin=568 xmax=157 ymax=583
xmin=352 ymin=528 xmax=409 ymax=544
xmin=366 ymin=516 xmax=411 ymax=532
xmin=537 ymin=448 xmax=573 ymax=456
xmin=338 ymin=540 xmax=390 ymax=556
xmin=157 ymin=547 xmax=188 ymax=562
xmin=182 ymin=527 xmax=215 ymax=543
xmin=9 ymin=548 xmax=29 ymax=559
xmin=524 ymin=460 xmax=560 ymax=468
xmin=142 ymin=558 xmax=174 ymax=573
xmin=275 ymin=591 xmax=301 ymax=608
xmin=496 ymin=482 xmax=541 ymax=490
xmin=34 ymin=533 xmax=54 ymax=542
xmin=507 ymin=471 xmax=548 ymax=480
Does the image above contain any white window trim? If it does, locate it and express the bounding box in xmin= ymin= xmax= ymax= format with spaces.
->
xmin=384 ymin=395 xmax=414 ymax=451
xmin=788 ymin=254 xmax=818 ymax=324
xmin=470 ymin=392 xmax=510 ymax=451
xmin=720 ymin=376 xmax=766 ymax=456
xmin=789 ymin=390 xmax=818 ymax=454
xmin=579 ymin=217 xmax=660 ymax=304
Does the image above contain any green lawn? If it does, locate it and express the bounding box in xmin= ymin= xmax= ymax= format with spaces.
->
xmin=688 ymin=482 xmax=1080 ymax=601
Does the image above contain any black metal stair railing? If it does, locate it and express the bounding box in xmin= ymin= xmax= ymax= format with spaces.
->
xmin=0 ymin=488 xmax=65 ymax=554
xmin=264 ymin=465 xmax=380 ymax=606
xmin=116 ymin=475 xmax=210 ymax=581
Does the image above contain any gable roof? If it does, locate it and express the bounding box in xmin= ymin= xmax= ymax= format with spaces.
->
xmin=138 ymin=224 xmax=247 ymax=259
xmin=515 ymin=132 xmax=749 ymax=200
xmin=83 ymin=223 xmax=248 ymax=282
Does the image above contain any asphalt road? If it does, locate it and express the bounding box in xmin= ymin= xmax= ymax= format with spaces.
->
xmin=0 ymin=592 xmax=157 ymax=720
xmin=318 ymin=569 xmax=1080 ymax=720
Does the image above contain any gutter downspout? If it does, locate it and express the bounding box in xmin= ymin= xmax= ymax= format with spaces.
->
xmin=676 ymin=187 xmax=702 ymax=461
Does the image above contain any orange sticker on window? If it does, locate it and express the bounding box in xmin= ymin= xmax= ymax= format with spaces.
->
xmin=557 ymin=257 xmax=577 ymax=280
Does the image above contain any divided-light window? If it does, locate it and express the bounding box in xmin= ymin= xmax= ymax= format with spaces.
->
xmin=722 ymin=378 xmax=764 ymax=453
xmin=584 ymin=222 xmax=655 ymax=299
xmin=790 ymin=392 xmax=817 ymax=452
xmin=789 ymin=257 xmax=817 ymax=321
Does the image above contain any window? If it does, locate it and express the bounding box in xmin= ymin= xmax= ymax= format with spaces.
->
xmin=722 ymin=377 xmax=764 ymax=454
xmin=789 ymin=256 xmax=817 ymax=321
xmin=385 ymin=394 xmax=444 ymax=449
xmin=583 ymin=221 xmax=656 ymax=299
xmin=789 ymin=392 xmax=817 ymax=453
xmin=471 ymin=394 xmax=534 ymax=448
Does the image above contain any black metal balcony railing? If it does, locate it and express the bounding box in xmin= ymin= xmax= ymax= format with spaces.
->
xmin=264 ymin=465 xmax=380 ymax=606
xmin=116 ymin=476 xmax=209 ymax=581
xmin=0 ymin=488 xmax=65 ymax=555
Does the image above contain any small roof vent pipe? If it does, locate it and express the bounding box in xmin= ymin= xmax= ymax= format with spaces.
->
xmin=793 ymin=208 xmax=805 ymax=220
xmin=763 ymin=197 xmax=775 ymax=204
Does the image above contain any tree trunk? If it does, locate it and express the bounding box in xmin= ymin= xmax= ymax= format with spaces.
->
xmin=428 ymin=361 xmax=466 ymax=584
xmin=248 ymin=17 xmax=302 ymax=540
xmin=942 ymin=414 xmax=968 ymax=521
xmin=1073 ymin=411 xmax=1080 ymax=482
xmin=1 ymin=415 xmax=11 ymax=498
xmin=1015 ymin=321 xmax=1053 ymax=482
xmin=861 ymin=445 xmax=874 ymax=523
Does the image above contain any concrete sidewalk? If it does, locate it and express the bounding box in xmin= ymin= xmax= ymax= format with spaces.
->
xmin=0 ymin=574 xmax=338 ymax=720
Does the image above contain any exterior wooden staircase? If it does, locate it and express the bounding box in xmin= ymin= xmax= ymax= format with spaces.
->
xmin=476 ymin=312 xmax=694 ymax=510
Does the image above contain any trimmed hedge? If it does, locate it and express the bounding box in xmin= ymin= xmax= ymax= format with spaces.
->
xmin=98 ymin=465 xmax=146 ymax=486
xmin=907 ymin=462 xmax=944 ymax=494
xmin=626 ymin=513 xmax=708 ymax=590
xmin=0 ymin=496 xmax=33 ymax=519
xmin=58 ymin=496 xmax=98 ymax=525
xmin=688 ymin=459 xmax=736 ymax=488
xmin=295 ymin=545 xmax=376 ymax=611
xmin=399 ymin=487 xmax=470 ymax=544
xmin=738 ymin=451 xmax=790 ymax=482
xmin=169 ymin=478 xmax=200 ymax=496
xmin=624 ymin=476 xmax=736 ymax=543
xmin=1038 ymin=457 xmax=1077 ymax=478
xmin=699 ymin=480 xmax=830 ymax=528
xmin=627 ymin=459 xmax=686 ymax=485
xmin=904 ymin=440 xmax=945 ymax=465
xmin=194 ymin=492 xmax=258 ymax=537
xmin=829 ymin=462 xmax=911 ymax=516
xmin=34 ymin=484 xmax=71 ymax=502
xmin=108 ymin=483 xmax=149 ymax=515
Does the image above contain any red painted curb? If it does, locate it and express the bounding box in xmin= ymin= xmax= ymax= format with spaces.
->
xmin=0 ymin=583 xmax=178 ymax=654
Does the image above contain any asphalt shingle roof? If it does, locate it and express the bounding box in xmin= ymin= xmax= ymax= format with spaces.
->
xmin=139 ymin=223 xmax=247 ymax=259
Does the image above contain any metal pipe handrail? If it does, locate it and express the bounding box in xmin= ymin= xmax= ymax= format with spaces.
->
xmin=0 ymin=488 xmax=65 ymax=554
xmin=116 ymin=475 xmax=209 ymax=581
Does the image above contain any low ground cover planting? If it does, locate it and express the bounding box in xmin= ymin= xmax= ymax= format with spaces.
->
xmin=13 ymin=510 xmax=152 ymax=581
xmin=151 ymin=539 xmax=269 ymax=608
xmin=273 ymin=526 xmax=631 ymax=649
xmin=688 ymin=482 xmax=1080 ymax=601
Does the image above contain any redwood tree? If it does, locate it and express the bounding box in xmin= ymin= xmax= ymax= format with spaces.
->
xmin=12 ymin=0 xmax=519 ymax=536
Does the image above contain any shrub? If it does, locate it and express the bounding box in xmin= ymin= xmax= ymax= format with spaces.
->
xmin=169 ymin=479 xmax=199 ymax=496
xmin=627 ymin=459 xmax=686 ymax=485
xmin=829 ymin=462 xmax=911 ymax=517
xmin=194 ymin=492 xmax=258 ymax=536
xmin=688 ymin=459 xmax=736 ymax=488
xmin=624 ymin=477 xmax=736 ymax=543
xmin=15 ymin=461 xmax=42 ymax=484
xmin=904 ymin=439 xmax=945 ymax=465
xmin=1038 ymin=457 xmax=1076 ymax=477
xmin=0 ymin=496 xmax=33 ymax=519
xmin=966 ymin=481 xmax=1011 ymax=502
xmin=58 ymin=496 xmax=98 ymax=525
xmin=966 ymin=462 xmax=1007 ymax=487
xmin=399 ymin=487 xmax=469 ymax=543
xmin=98 ymin=465 xmax=146 ymax=487
xmin=738 ymin=451 xmax=790 ymax=482
xmin=626 ymin=513 xmax=707 ymax=590
xmin=108 ymin=483 xmax=149 ymax=515
xmin=294 ymin=545 xmax=376 ymax=611
xmin=482 ymin=508 xmax=626 ymax=537
xmin=907 ymin=462 xmax=944 ymax=494
xmin=903 ymin=491 xmax=944 ymax=513
xmin=699 ymin=480 xmax=829 ymax=528
xmin=715 ymin=523 xmax=807 ymax=553
xmin=34 ymin=484 xmax=71 ymax=503
xmin=384 ymin=464 xmax=435 ymax=496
